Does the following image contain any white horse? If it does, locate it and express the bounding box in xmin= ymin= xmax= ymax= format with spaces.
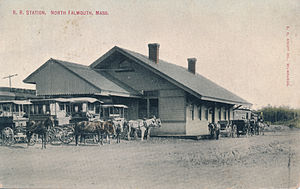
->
xmin=127 ymin=119 xmax=146 ymax=141
xmin=257 ymin=121 xmax=268 ymax=135
xmin=144 ymin=117 xmax=162 ymax=140
xmin=128 ymin=117 xmax=162 ymax=141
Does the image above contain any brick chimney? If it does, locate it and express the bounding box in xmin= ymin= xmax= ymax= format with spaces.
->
xmin=148 ymin=43 xmax=160 ymax=64
xmin=187 ymin=58 xmax=197 ymax=74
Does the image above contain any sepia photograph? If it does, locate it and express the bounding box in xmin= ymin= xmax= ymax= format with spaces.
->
xmin=0 ymin=0 xmax=299 ymax=188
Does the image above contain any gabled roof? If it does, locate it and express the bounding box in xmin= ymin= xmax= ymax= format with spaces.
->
xmin=24 ymin=58 xmax=141 ymax=97
xmin=91 ymin=46 xmax=251 ymax=105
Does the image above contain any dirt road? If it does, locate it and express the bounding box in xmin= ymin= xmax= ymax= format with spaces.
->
xmin=0 ymin=127 xmax=300 ymax=189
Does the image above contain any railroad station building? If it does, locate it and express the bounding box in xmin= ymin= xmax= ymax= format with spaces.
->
xmin=24 ymin=43 xmax=251 ymax=136
xmin=0 ymin=87 xmax=37 ymax=101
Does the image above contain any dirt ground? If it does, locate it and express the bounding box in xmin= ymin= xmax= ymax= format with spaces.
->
xmin=0 ymin=126 xmax=300 ymax=189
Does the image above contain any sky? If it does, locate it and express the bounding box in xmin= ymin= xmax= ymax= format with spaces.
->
xmin=0 ymin=0 xmax=299 ymax=109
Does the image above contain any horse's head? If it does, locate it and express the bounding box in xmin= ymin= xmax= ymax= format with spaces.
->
xmin=155 ymin=118 xmax=162 ymax=128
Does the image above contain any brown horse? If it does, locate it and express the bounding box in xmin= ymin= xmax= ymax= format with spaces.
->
xmin=26 ymin=116 xmax=55 ymax=149
xmin=74 ymin=120 xmax=115 ymax=146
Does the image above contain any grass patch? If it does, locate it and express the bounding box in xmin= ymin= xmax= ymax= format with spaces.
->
xmin=274 ymin=118 xmax=300 ymax=128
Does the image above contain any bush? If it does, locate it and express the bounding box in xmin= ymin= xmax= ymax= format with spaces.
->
xmin=258 ymin=106 xmax=300 ymax=128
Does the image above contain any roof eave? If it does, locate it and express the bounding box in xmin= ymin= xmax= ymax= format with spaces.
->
xmin=201 ymin=96 xmax=252 ymax=106
xmin=94 ymin=91 xmax=142 ymax=98
xmin=23 ymin=58 xmax=53 ymax=83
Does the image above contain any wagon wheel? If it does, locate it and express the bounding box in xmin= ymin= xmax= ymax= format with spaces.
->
xmin=60 ymin=126 xmax=74 ymax=144
xmin=48 ymin=127 xmax=63 ymax=145
xmin=231 ymin=125 xmax=237 ymax=138
xmin=2 ymin=127 xmax=15 ymax=146
xmin=28 ymin=133 xmax=38 ymax=146
xmin=14 ymin=126 xmax=27 ymax=143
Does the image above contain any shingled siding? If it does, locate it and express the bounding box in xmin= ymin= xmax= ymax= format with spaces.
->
xmin=99 ymin=59 xmax=178 ymax=91
xmin=99 ymin=59 xmax=187 ymax=135
xmin=151 ymin=89 xmax=186 ymax=135
xmin=33 ymin=61 xmax=100 ymax=95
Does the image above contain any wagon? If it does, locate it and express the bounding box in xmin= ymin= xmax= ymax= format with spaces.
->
xmin=218 ymin=120 xmax=232 ymax=137
xmin=28 ymin=114 xmax=63 ymax=145
xmin=30 ymin=97 xmax=103 ymax=144
xmin=0 ymin=100 xmax=36 ymax=145
xmin=230 ymin=120 xmax=249 ymax=137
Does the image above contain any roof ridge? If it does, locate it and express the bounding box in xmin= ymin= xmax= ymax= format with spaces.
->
xmin=51 ymin=58 xmax=90 ymax=69
xmin=116 ymin=46 xmax=250 ymax=105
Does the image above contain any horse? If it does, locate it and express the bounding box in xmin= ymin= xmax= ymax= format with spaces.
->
xmin=127 ymin=117 xmax=162 ymax=141
xmin=127 ymin=119 xmax=146 ymax=141
xmin=102 ymin=120 xmax=116 ymax=144
xmin=144 ymin=117 xmax=161 ymax=140
xmin=257 ymin=120 xmax=269 ymax=135
xmin=208 ymin=122 xmax=220 ymax=140
xmin=112 ymin=118 xmax=127 ymax=143
xmin=74 ymin=120 xmax=115 ymax=146
xmin=26 ymin=116 xmax=55 ymax=149
xmin=248 ymin=120 xmax=256 ymax=136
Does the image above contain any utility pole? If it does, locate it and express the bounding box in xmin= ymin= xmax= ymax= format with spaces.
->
xmin=3 ymin=74 xmax=18 ymax=90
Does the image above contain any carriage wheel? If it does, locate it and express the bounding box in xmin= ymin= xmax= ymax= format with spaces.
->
xmin=48 ymin=127 xmax=63 ymax=145
xmin=2 ymin=127 xmax=15 ymax=146
xmin=232 ymin=125 xmax=237 ymax=138
xmin=28 ymin=133 xmax=38 ymax=146
xmin=60 ymin=127 xmax=74 ymax=144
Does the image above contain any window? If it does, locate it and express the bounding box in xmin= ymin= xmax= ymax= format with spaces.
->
xmin=66 ymin=104 xmax=70 ymax=113
xmin=218 ymin=108 xmax=221 ymax=120
xmin=88 ymin=103 xmax=94 ymax=111
xmin=144 ymin=91 xmax=158 ymax=97
xmin=138 ymin=99 xmax=147 ymax=119
xmin=46 ymin=105 xmax=50 ymax=114
xmin=119 ymin=61 xmax=131 ymax=69
xmin=149 ymin=99 xmax=158 ymax=118
xmin=37 ymin=104 xmax=43 ymax=114
xmin=190 ymin=104 xmax=194 ymax=120
xmin=205 ymin=108 xmax=209 ymax=120
xmin=224 ymin=109 xmax=227 ymax=120
xmin=198 ymin=106 xmax=202 ymax=120
xmin=95 ymin=104 xmax=100 ymax=114
xmin=139 ymin=91 xmax=159 ymax=119
xmin=228 ymin=109 xmax=230 ymax=120
xmin=59 ymin=104 xmax=65 ymax=111
xmin=118 ymin=61 xmax=134 ymax=72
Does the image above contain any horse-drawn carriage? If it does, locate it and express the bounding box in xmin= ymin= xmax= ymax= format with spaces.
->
xmin=230 ymin=119 xmax=249 ymax=137
xmin=0 ymin=100 xmax=35 ymax=145
xmin=28 ymin=97 xmax=104 ymax=145
xmin=0 ymin=97 xmax=162 ymax=146
xmin=218 ymin=120 xmax=232 ymax=137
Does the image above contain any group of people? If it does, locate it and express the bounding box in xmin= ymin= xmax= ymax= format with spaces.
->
xmin=208 ymin=117 xmax=269 ymax=140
